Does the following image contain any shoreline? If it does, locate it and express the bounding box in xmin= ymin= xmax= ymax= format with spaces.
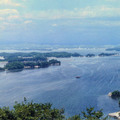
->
xmin=108 ymin=92 xmax=112 ymax=97
xmin=109 ymin=112 xmax=120 ymax=119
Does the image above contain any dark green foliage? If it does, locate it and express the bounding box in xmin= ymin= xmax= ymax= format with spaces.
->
xmin=119 ymin=100 xmax=120 ymax=107
xmin=72 ymin=53 xmax=83 ymax=57
xmin=0 ymin=107 xmax=17 ymax=120
xmin=33 ymin=55 xmax=47 ymax=61
xmin=98 ymin=53 xmax=116 ymax=57
xmin=81 ymin=107 xmax=104 ymax=120
xmin=86 ymin=54 xmax=95 ymax=57
xmin=106 ymin=47 xmax=120 ymax=51
xmin=111 ymin=90 xmax=120 ymax=99
xmin=0 ymin=52 xmax=82 ymax=62
xmin=1 ymin=52 xmax=63 ymax=71
xmin=7 ymin=57 xmax=23 ymax=62
xmin=40 ymin=61 xmax=50 ymax=68
xmin=5 ymin=59 xmax=61 ymax=71
xmin=47 ymin=52 xmax=82 ymax=58
xmin=43 ymin=52 xmax=72 ymax=58
xmin=49 ymin=59 xmax=61 ymax=65
xmin=0 ymin=98 xmax=65 ymax=120
xmin=7 ymin=56 xmax=47 ymax=63
xmin=0 ymin=67 xmax=5 ymax=71
xmin=24 ymin=60 xmax=61 ymax=69
xmin=68 ymin=107 xmax=107 ymax=120
xmin=24 ymin=62 xmax=36 ymax=68
xmin=0 ymin=98 xmax=107 ymax=120
xmin=5 ymin=62 xmax=24 ymax=70
xmin=0 ymin=52 xmax=117 ymax=62
xmin=68 ymin=115 xmax=81 ymax=120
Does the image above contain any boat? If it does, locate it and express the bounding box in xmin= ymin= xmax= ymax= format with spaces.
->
xmin=76 ymin=76 xmax=81 ymax=79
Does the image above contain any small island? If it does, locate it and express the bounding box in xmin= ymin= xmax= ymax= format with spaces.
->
xmin=4 ymin=59 xmax=61 ymax=72
xmin=108 ymin=90 xmax=120 ymax=99
xmin=86 ymin=54 xmax=95 ymax=57
xmin=98 ymin=53 xmax=117 ymax=57
xmin=106 ymin=47 xmax=120 ymax=51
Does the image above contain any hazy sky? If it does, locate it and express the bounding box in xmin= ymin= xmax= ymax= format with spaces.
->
xmin=0 ymin=0 xmax=120 ymax=45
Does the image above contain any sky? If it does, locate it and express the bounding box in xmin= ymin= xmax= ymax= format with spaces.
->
xmin=0 ymin=0 xmax=120 ymax=46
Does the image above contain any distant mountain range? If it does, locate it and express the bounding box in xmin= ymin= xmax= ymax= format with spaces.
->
xmin=106 ymin=47 xmax=120 ymax=51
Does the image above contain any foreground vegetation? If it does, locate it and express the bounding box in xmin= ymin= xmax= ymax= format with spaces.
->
xmin=0 ymin=98 xmax=108 ymax=120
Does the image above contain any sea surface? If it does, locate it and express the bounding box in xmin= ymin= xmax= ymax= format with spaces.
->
xmin=0 ymin=48 xmax=120 ymax=117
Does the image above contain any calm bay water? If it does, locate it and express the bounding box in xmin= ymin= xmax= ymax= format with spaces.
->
xmin=0 ymin=55 xmax=120 ymax=116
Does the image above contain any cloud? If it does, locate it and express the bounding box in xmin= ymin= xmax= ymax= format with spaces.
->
xmin=0 ymin=17 xmax=4 ymax=21
xmin=24 ymin=20 xmax=33 ymax=24
xmin=105 ymin=0 xmax=119 ymax=1
xmin=0 ymin=9 xmax=18 ymax=15
xmin=0 ymin=0 xmax=21 ymax=7
xmin=82 ymin=20 xmax=120 ymax=27
xmin=7 ymin=15 xmax=20 ymax=20
xmin=0 ymin=9 xmax=20 ymax=22
xmin=24 ymin=6 xmax=120 ymax=20
xmin=0 ymin=9 xmax=20 ymax=30
xmin=0 ymin=25 xmax=5 ymax=30
xmin=1 ymin=4 xmax=120 ymax=32
xmin=52 ymin=24 xmax=57 ymax=27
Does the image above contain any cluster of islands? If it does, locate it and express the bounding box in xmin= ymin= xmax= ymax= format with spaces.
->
xmin=0 ymin=52 xmax=118 ymax=72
